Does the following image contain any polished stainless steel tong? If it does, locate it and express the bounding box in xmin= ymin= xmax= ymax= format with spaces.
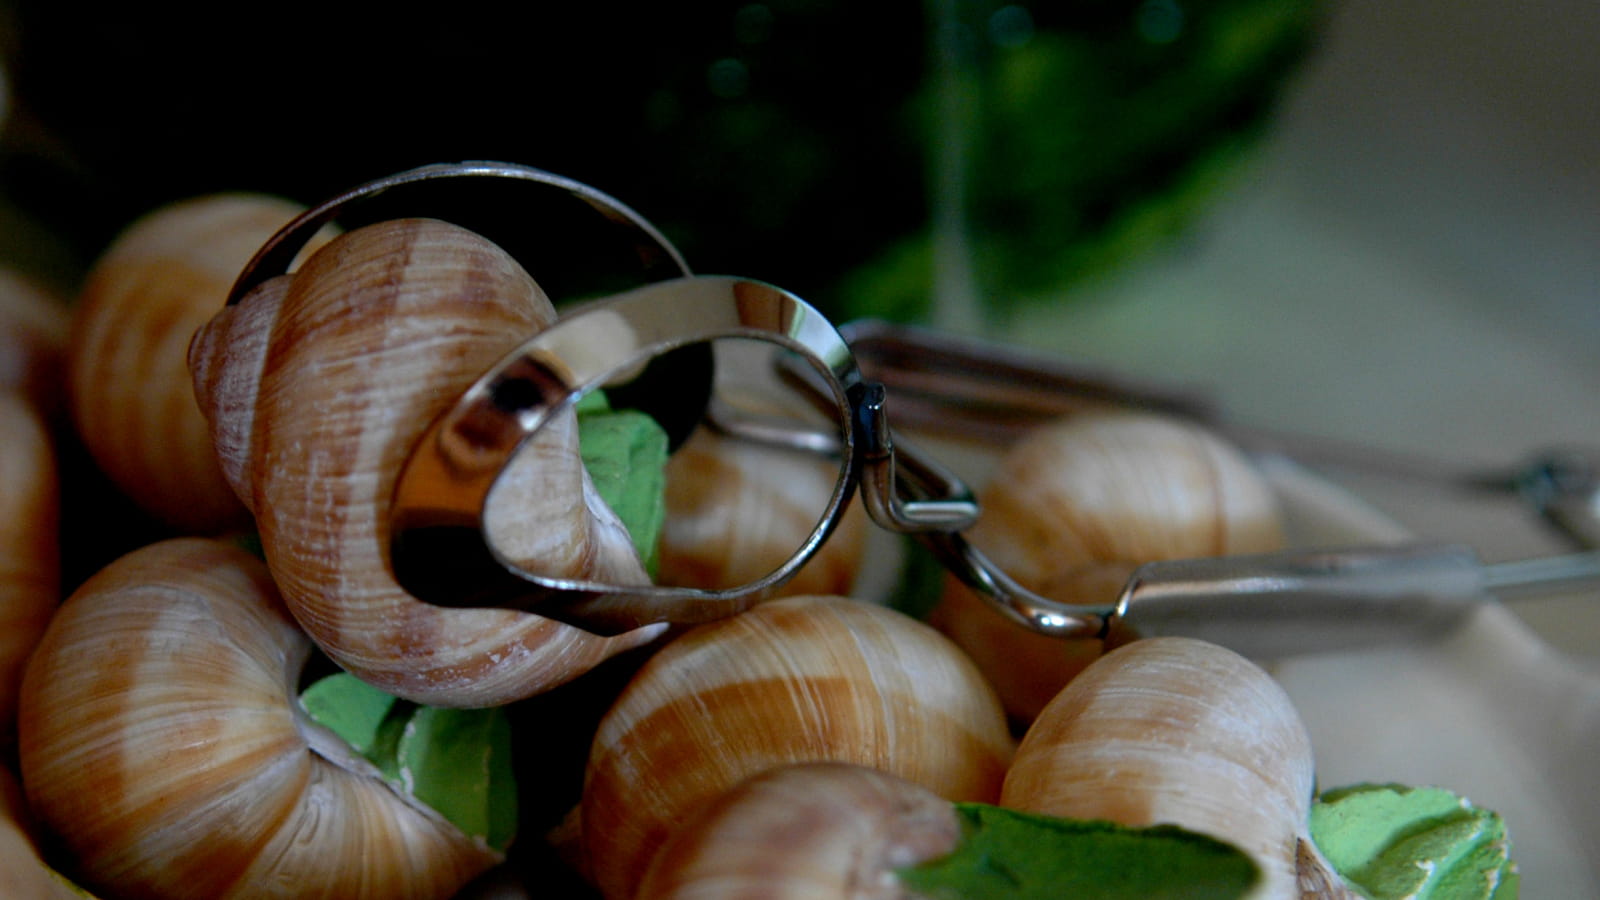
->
xmin=842 ymin=318 xmax=1600 ymax=552
xmin=227 ymin=160 xmax=1600 ymax=659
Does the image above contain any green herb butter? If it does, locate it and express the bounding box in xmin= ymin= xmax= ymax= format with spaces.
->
xmin=897 ymin=803 xmax=1258 ymax=900
xmin=1309 ymin=783 xmax=1518 ymax=900
xmin=300 ymin=673 xmax=517 ymax=852
xmin=575 ymin=390 xmax=669 ymax=575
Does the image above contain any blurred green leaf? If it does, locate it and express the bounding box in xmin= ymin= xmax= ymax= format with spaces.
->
xmin=576 ymin=391 xmax=670 ymax=576
xmin=839 ymin=0 xmax=1324 ymax=325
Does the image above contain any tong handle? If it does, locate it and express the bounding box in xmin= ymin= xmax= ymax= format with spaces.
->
xmin=1118 ymin=543 xmax=1600 ymax=658
xmin=839 ymin=318 xmax=1214 ymax=443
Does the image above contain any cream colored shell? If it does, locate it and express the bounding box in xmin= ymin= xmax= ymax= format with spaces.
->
xmin=17 ymin=538 xmax=501 ymax=900
xmin=0 ymin=391 xmax=58 ymax=752
xmin=67 ymin=193 xmax=327 ymax=534
xmin=581 ymin=594 xmax=1013 ymax=900
xmin=1000 ymin=637 xmax=1353 ymax=899
xmin=188 ymin=218 xmax=661 ymax=707
xmin=657 ymin=426 xmax=867 ymax=597
xmin=636 ymin=762 xmax=962 ymax=900
xmin=931 ymin=410 xmax=1285 ymax=723
xmin=969 ymin=409 xmax=1283 ymax=598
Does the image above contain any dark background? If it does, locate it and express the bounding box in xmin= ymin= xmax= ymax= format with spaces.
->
xmin=0 ymin=0 xmax=1320 ymax=321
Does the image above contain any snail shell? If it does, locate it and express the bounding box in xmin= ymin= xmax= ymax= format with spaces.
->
xmin=0 ymin=391 xmax=59 ymax=752
xmin=188 ymin=218 xmax=661 ymax=707
xmin=966 ymin=410 xmax=1283 ymax=591
xmin=636 ymin=762 xmax=962 ymax=900
xmin=580 ymin=594 xmax=1013 ymax=900
xmin=16 ymin=537 xmax=501 ymax=900
xmin=930 ymin=410 xmax=1285 ymax=723
xmin=999 ymin=637 xmax=1351 ymax=899
xmin=66 ymin=193 xmax=332 ymax=535
xmin=657 ymin=335 xmax=868 ymax=597
xmin=657 ymin=426 xmax=867 ymax=597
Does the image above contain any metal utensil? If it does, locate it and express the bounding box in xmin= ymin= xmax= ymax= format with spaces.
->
xmin=219 ymin=160 xmax=1600 ymax=660
xmin=1114 ymin=542 xmax=1600 ymax=658
xmin=381 ymin=270 xmax=1600 ymax=659
xmin=841 ymin=319 xmax=1600 ymax=550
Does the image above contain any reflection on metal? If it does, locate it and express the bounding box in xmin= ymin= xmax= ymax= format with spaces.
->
xmin=229 ymin=161 xmax=1600 ymax=658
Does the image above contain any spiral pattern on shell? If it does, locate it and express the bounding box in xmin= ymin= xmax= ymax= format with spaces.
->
xmin=580 ymin=594 xmax=1013 ymax=900
xmin=1000 ymin=637 xmax=1347 ymax=899
xmin=188 ymin=218 xmax=661 ymax=707
xmin=66 ymin=193 xmax=327 ymax=535
xmin=17 ymin=538 xmax=501 ymax=900
xmin=636 ymin=762 xmax=963 ymax=900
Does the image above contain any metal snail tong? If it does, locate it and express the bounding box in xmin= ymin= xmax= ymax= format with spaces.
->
xmin=227 ymin=161 xmax=1600 ymax=659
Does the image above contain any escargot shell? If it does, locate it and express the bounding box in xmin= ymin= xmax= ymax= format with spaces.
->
xmin=2 ymin=763 xmax=82 ymax=899
xmin=67 ymin=193 xmax=327 ymax=534
xmin=968 ymin=410 xmax=1283 ymax=593
xmin=1000 ymin=636 xmax=1352 ymax=899
xmin=636 ymin=762 xmax=963 ymax=900
xmin=17 ymin=538 xmax=501 ymax=900
xmin=657 ymin=426 xmax=868 ymax=597
xmin=189 ymin=218 xmax=661 ymax=707
xmin=581 ymin=594 xmax=1013 ymax=900
xmin=930 ymin=410 xmax=1285 ymax=723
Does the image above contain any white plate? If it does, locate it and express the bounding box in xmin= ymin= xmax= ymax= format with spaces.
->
xmin=1261 ymin=456 xmax=1600 ymax=898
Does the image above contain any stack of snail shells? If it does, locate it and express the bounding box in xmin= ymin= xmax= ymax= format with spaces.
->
xmin=3 ymin=194 xmax=1358 ymax=899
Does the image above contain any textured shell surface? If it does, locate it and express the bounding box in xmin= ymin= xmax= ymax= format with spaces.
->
xmin=0 ymin=391 xmax=58 ymax=751
xmin=1001 ymin=636 xmax=1339 ymax=900
xmin=657 ymin=425 xmax=867 ymax=597
xmin=636 ymin=762 xmax=961 ymax=900
xmin=188 ymin=218 xmax=661 ymax=707
xmin=972 ymin=410 xmax=1284 ymax=591
xmin=67 ymin=193 xmax=326 ymax=534
xmin=17 ymin=538 xmax=500 ymax=900
xmin=931 ymin=410 xmax=1286 ymax=724
xmin=581 ymin=594 xmax=1013 ymax=900
xmin=656 ymin=335 xmax=868 ymax=597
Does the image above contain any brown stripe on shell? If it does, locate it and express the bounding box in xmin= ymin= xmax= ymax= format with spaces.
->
xmin=17 ymin=538 xmax=500 ymax=899
xmin=1296 ymin=838 xmax=1363 ymax=899
xmin=67 ymin=193 xmax=329 ymax=535
xmin=581 ymin=595 xmax=1013 ymax=900
xmin=189 ymin=218 xmax=660 ymax=707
